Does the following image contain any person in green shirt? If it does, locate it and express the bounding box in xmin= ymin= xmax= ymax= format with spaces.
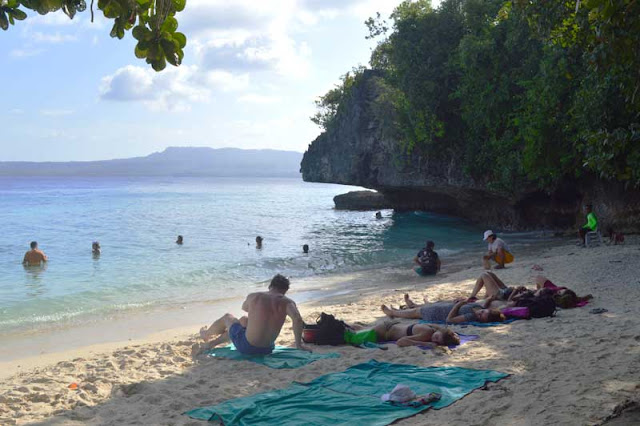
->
xmin=578 ymin=204 xmax=598 ymax=246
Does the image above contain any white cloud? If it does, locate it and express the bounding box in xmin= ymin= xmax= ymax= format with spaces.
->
xmin=237 ymin=94 xmax=282 ymax=104
xmin=99 ymin=65 xmax=211 ymax=112
xmin=32 ymin=32 xmax=78 ymax=43
xmin=9 ymin=48 xmax=43 ymax=58
xmin=40 ymin=109 xmax=75 ymax=117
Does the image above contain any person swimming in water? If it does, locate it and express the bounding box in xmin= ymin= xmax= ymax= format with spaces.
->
xmin=23 ymin=241 xmax=48 ymax=266
xmin=176 ymin=235 xmax=183 ymax=245
xmin=256 ymin=236 xmax=263 ymax=249
xmin=92 ymin=241 xmax=101 ymax=256
xmin=302 ymin=244 xmax=309 ymax=254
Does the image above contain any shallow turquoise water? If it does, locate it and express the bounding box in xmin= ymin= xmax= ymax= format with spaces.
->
xmin=0 ymin=177 xmax=488 ymax=334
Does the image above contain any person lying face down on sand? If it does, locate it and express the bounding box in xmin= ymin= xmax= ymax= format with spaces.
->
xmin=372 ymin=320 xmax=460 ymax=347
xmin=382 ymin=295 xmax=505 ymax=324
xmin=192 ymin=274 xmax=309 ymax=357
xmin=468 ymin=272 xmax=592 ymax=309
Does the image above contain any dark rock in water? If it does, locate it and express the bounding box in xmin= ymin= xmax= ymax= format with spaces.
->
xmin=334 ymin=191 xmax=390 ymax=211
xmin=301 ymin=70 xmax=640 ymax=232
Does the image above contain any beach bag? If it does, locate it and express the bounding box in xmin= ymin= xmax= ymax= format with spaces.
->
xmin=314 ymin=313 xmax=347 ymax=345
xmin=418 ymin=250 xmax=438 ymax=274
xmin=501 ymin=306 xmax=530 ymax=319
xmin=515 ymin=294 xmax=556 ymax=318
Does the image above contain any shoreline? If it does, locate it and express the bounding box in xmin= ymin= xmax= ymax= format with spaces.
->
xmin=2 ymin=237 xmax=638 ymax=424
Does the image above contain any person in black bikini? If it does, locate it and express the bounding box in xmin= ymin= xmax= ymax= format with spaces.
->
xmin=372 ymin=320 xmax=460 ymax=347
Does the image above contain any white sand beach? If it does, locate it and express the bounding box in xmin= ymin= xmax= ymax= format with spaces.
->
xmin=1 ymin=238 xmax=639 ymax=425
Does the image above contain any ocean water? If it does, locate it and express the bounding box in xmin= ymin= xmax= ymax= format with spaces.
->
xmin=0 ymin=176 xmax=493 ymax=335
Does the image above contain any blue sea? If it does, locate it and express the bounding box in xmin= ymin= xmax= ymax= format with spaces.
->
xmin=0 ymin=176 xmax=496 ymax=335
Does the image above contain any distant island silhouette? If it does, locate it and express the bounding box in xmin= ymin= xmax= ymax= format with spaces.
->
xmin=0 ymin=147 xmax=303 ymax=177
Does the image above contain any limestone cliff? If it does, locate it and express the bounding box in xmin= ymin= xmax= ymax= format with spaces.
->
xmin=301 ymin=70 xmax=640 ymax=231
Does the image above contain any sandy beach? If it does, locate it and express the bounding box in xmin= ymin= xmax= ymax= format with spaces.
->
xmin=1 ymin=238 xmax=639 ymax=425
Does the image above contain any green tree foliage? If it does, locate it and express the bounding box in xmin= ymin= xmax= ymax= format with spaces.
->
xmin=312 ymin=0 xmax=640 ymax=192
xmin=311 ymin=66 xmax=366 ymax=130
xmin=0 ymin=0 xmax=187 ymax=71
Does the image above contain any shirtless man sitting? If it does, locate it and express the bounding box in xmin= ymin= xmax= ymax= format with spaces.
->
xmin=192 ymin=274 xmax=309 ymax=356
xmin=23 ymin=241 xmax=48 ymax=266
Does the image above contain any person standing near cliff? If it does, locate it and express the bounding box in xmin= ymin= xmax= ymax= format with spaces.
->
xmin=578 ymin=204 xmax=598 ymax=247
xmin=482 ymin=231 xmax=514 ymax=270
xmin=23 ymin=241 xmax=48 ymax=266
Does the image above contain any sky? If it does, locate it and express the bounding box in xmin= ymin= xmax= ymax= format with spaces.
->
xmin=0 ymin=0 xmax=436 ymax=162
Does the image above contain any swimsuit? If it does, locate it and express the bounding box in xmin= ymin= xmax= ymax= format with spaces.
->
xmin=229 ymin=322 xmax=274 ymax=355
xmin=406 ymin=324 xmax=415 ymax=336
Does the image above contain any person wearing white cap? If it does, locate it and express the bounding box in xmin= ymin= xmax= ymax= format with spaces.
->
xmin=482 ymin=230 xmax=513 ymax=270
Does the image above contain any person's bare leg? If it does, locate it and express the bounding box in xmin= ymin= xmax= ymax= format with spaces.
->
xmin=404 ymin=294 xmax=419 ymax=308
xmin=381 ymin=305 xmax=421 ymax=319
xmin=486 ymin=271 xmax=507 ymax=288
xmin=534 ymin=275 xmax=547 ymax=289
xmin=200 ymin=313 xmax=237 ymax=341
xmin=192 ymin=332 xmax=230 ymax=357
xmin=469 ymin=272 xmax=504 ymax=299
xmin=482 ymin=253 xmax=492 ymax=270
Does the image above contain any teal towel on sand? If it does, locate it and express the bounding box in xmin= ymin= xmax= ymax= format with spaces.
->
xmin=420 ymin=318 xmax=518 ymax=328
xmin=205 ymin=345 xmax=340 ymax=369
xmin=185 ymin=359 xmax=508 ymax=425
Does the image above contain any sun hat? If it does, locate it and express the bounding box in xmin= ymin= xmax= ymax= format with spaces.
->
xmin=483 ymin=230 xmax=494 ymax=241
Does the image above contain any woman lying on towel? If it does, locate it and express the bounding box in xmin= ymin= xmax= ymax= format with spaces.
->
xmin=468 ymin=272 xmax=592 ymax=309
xmin=372 ymin=320 xmax=460 ymax=347
xmin=381 ymin=297 xmax=505 ymax=324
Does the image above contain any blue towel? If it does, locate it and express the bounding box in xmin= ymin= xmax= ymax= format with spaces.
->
xmin=205 ymin=345 xmax=340 ymax=369
xmin=185 ymin=359 xmax=509 ymax=425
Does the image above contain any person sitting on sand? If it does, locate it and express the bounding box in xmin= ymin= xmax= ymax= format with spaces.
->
xmin=256 ymin=236 xmax=263 ymax=249
xmin=482 ymin=230 xmax=513 ymax=270
xmin=92 ymin=241 xmax=101 ymax=256
xmin=577 ymin=204 xmax=598 ymax=247
xmin=373 ymin=320 xmax=460 ymax=347
xmin=382 ymin=295 xmax=505 ymax=324
xmin=23 ymin=241 xmax=47 ymax=266
xmin=192 ymin=274 xmax=308 ymax=356
xmin=176 ymin=235 xmax=183 ymax=245
xmin=413 ymin=240 xmax=441 ymax=276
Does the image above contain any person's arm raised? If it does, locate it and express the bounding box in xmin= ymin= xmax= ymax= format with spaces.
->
xmin=286 ymin=300 xmax=310 ymax=352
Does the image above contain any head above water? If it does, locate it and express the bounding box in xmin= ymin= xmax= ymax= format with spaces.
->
xmin=483 ymin=230 xmax=496 ymax=242
xmin=30 ymin=241 xmax=38 ymax=249
xmin=92 ymin=241 xmax=100 ymax=249
xmin=176 ymin=235 xmax=183 ymax=244
xmin=431 ymin=329 xmax=460 ymax=346
xmin=269 ymin=274 xmax=290 ymax=294
xmin=256 ymin=236 xmax=263 ymax=243
xmin=302 ymin=244 xmax=309 ymax=254
xmin=426 ymin=240 xmax=435 ymax=250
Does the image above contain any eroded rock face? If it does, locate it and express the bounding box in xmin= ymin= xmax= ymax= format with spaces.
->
xmin=301 ymin=70 xmax=640 ymax=231
xmin=333 ymin=191 xmax=391 ymax=211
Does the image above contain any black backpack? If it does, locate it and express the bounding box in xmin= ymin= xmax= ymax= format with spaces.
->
xmin=418 ymin=249 xmax=438 ymax=273
xmin=515 ymin=294 xmax=556 ymax=318
xmin=314 ymin=313 xmax=347 ymax=345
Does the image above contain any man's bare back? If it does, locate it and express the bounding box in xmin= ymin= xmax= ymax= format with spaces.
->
xmin=23 ymin=249 xmax=47 ymax=266
xmin=244 ymin=291 xmax=294 ymax=348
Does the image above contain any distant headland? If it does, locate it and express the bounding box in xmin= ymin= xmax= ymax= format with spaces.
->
xmin=0 ymin=147 xmax=303 ymax=178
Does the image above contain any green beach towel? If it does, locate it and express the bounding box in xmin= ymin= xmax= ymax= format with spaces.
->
xmin=205 ymin=345 xmax=340 ymax=369
xmin=185 ymin=360 xmax=508 ymax=425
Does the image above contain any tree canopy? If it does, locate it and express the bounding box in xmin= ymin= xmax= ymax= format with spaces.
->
xmin=313 ymin=0 xmax=640 ymax=193
xmin=0 ymin=0 xmax=187 ymax=71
